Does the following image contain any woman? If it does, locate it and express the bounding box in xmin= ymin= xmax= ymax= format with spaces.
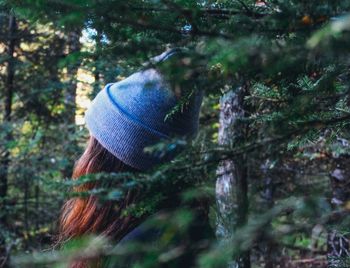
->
xmin=58 ymin=49 xmax=213 ymax=267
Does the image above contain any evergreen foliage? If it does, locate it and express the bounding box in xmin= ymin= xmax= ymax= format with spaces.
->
xmin=1 ymin=0 xmax=350 ymax=267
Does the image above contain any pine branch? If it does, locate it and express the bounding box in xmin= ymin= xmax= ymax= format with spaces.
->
xmin=128 ymin=6 xmax=267 ymax=19
xmin=105 ymin=14 xmax=234 ymax=39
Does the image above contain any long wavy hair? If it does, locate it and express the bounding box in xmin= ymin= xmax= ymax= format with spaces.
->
xmin=58 ymin=135 xmax=212 ymax=268
xmin=58 ymin=136 xmax=141 ymax=267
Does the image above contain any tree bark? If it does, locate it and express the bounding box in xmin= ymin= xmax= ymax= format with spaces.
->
xmin=216 ymin=88 xmax=250 ymax=268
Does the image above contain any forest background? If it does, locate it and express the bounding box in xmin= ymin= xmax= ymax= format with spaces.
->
xmin=1 ymin=0 xmax=350 ymax=267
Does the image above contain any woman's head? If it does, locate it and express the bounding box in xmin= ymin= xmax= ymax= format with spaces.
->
xmin=84 ymin=49 xmax=203 ymax=170
xmin=58 ymin=49 xmax=204 ymax=267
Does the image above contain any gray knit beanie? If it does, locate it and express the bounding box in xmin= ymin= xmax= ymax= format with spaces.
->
xmin=84 ymin=49 xmax=203 ymax=171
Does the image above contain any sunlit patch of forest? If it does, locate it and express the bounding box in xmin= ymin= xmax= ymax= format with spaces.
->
xmin=1 ymin=0 xmax=350 ymax=267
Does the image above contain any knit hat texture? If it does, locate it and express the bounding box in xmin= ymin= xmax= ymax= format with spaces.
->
xmin=84 ymin=49 xmax=203 ymax=170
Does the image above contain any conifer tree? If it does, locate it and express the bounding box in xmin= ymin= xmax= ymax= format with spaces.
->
xmin=1 ymin=1 xmax=350 ymax=267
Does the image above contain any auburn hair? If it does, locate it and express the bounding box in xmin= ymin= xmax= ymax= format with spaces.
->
xmin=58 ymin=136 xmax=141 ymax=268
xmin=58 ymin=136 xmax=212 ymax=268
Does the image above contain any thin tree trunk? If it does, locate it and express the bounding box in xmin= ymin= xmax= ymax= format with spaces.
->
xmin=62 ymin=29 xmax=81 ymax=179
xmin=93 ymin=30 xmax=102 ymax=96
xmin=0 ymin=14 xmax=16 ymax=225
xmin=34 ymin=181 xmax=39 ymax=230
xmin=22 ymin=176 xmax=29 ymax=250
xmin=0 ymin=14 xmax=17 ymax=268
xmin=327 ymin=155 xmax=350 ymax=267
xmin=261 ymin=161 xmax=274 ymax=268
xmin=64 ymin=29 xmax=81 ymax=126
xmin=216 ymin=87 xmax=250 ymax=268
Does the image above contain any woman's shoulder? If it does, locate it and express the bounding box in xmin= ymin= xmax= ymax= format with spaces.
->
xmin=113 ymin=210 xmax=214 ymax=267
xmin=118 ymin=220 xmax=163 ymax=245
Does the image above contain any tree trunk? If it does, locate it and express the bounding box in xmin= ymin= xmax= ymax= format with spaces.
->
xmin=327 ymin=154 xmax=350 ymax=268
xmin=216 ymin=88 xmax=250 ymax=268
xmin=62 ymin=29 xmax=81 ymax=179
xmin=64 ymin=29 xmax=81 ymax=126
xmin=34 ymin=181 xmax=39 ymax=230
xmin=93 ymin=30 xmax=102 ymax=96
xmin=0 ymin=14 xmax=16 ymax=225
xmin=261 ymin=161 xmax=275 ymax=268
xmin=0 ymin=14 xmax=17 ymax=268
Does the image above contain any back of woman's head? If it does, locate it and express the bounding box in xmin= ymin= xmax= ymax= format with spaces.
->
xmin=58 ymin=49 xmax=204 ymax=267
